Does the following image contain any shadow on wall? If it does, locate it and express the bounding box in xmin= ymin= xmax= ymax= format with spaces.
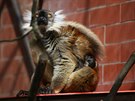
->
xmin=0 ymin=0 xmax=33 ymax=78
xmin=0 ymin=0 xmax=31 ymax=96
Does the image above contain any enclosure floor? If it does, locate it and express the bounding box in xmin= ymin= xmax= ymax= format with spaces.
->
xmin=0 ymin=90 xmax=135 ymax=101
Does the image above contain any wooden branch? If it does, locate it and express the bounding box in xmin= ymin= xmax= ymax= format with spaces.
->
xmin=38 ymin=0 xmax=44 ymax=10
xmin=31 ymin=0 xmax=43 ymax=40
xmin=103 ymin=52 xmax=135 ymax=101
xmin=28 ymin=55 xmax=46 ymax=101
xmin=6 ymin=0 xmax=35 ymax=78
xmin=28 ymin=0 xmax=45 ymax=101
xmin=30 ymin=0 xmax=39 ymax=26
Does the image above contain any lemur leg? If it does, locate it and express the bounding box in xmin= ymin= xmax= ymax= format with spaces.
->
xmin=51 ymin=62 xmax=76 ymax=93
xmin=63 ymin=66 xmax=98 ymax=92
xmin=63 ymin=55 xmax=98 ymax=92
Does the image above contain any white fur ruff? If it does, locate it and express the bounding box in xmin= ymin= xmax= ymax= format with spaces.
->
xmin=54 ymin=10 xmax=65 ymax=23
xmin=22 ymin=10 xmax=65 ymax=31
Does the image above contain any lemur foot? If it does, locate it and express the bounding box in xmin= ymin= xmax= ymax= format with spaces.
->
xmin=38 ymin=86 xmax=52 ymax=94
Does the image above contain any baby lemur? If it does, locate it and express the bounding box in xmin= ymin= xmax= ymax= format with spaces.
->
xmin=23 ymin=9 xmax=104 ymax=94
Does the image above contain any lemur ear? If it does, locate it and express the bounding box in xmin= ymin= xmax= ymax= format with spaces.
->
xmin=54 ymin=10 xmax=66 ymax=23
xmin=23 ymin=10 xmax=32 ymax=23
xmin=22 ymin=10 xmax=32 ymax=34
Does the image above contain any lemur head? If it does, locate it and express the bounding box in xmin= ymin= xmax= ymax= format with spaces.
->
xmin=36 ymin=10 xmax=54 ymax=26
xmin=23 ymin=9 xmax=65 ymax=30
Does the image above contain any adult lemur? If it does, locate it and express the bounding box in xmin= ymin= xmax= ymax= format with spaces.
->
xmin=23 ymin=9 xmax=104 ymax=94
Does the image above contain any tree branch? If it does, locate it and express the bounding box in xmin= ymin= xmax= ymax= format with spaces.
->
xmin=103 ymin=52 xmax=135 ymax=101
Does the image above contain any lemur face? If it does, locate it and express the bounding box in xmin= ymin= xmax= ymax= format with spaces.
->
xmin=36 ymin=10 xmax=54 ymax=26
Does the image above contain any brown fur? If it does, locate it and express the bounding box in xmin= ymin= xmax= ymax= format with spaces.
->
xmin=30 ymin=22 xmax=104 ymax=93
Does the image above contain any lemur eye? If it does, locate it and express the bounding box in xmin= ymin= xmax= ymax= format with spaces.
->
xmin=35 ymin=12 xmax=39 ymax=18
xmin=48 ymin=13 xmax=52 ymax=18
